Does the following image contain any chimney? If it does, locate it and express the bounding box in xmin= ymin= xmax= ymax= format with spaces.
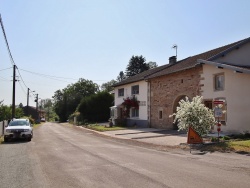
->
xmin=169 ymin=56 xmax=177 ymax=64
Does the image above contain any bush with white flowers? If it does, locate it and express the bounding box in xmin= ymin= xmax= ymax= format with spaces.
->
xmin=170 ymin=96 xmax=215 ymax=136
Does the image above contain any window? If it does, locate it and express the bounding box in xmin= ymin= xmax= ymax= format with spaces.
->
xmin=214 ymin=74 xmax=224 ymax=91
xmin=131 ymin=85 xmax=139 ymax=95
xmin=159 ymin=110 xmax=163 ymax=119
xmin=131 ymin=108 xmax=139 ymax=117
xmin=118 ymin=88 xmax=124 ymax=97
xmin=204 ymin=100 xmax=213 ymax=109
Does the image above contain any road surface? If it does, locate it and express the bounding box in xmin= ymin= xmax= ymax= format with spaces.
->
xmin=0 ymin=122 xmax=249 ymax=188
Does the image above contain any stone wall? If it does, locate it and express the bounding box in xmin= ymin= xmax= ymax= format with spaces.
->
xmin=149 ymin=66 xmax=202 ymax=129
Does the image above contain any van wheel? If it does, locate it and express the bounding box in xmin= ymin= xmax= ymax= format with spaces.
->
xmin=4 ymin=137 xmax=8 ymax=142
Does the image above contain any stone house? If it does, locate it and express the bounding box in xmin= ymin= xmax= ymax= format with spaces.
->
xmin=112 ymin=37 xmax=250 ymax=133
xmin=145 ymin=37 xmax=250 ymax=132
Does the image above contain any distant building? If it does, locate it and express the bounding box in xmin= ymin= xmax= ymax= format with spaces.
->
xmin=23 ymin=106 xmax=45 ymax=122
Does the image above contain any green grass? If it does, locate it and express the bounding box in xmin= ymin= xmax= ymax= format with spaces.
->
xmin=0 ymin=136 xmax=3 ymax=144
xmin=228 ymin=140 xmax=250 ymax=152
xmin=32 ymin=123 xmax=42 ymax=128
xmin=202 ymin=139 xmax=250 ymax=153
xmin=85 ymin=124 xmax=126 ymax=132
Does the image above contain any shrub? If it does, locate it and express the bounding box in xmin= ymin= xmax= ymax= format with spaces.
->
xmin=211 ymin=137 xmax=218 ymax=142
xmin=28 ymin=116 xmax=35 ymax=124
xmin=170 ymin=96 xmax=215 ymax=136
xmin=222 ymin=136 xmax=230 ymax=141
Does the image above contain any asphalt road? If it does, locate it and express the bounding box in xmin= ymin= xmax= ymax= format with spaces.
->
xmin=0 ymin=122 xmax=249 ymax=188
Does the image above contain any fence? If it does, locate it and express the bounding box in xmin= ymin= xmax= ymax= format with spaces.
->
xmin=0 ymin=120 xmax=8 ymax=136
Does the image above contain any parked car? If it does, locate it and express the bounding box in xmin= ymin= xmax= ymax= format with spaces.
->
xmin=4 ymin=119 xmax=33 ymax=142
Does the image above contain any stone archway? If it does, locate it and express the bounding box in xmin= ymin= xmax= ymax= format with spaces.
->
xmin=172 ymin=95 xmax=189 ymax=130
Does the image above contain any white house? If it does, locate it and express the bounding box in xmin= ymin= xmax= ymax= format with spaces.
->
xmin=198 ymin=38 xmax=250 ymax=132
xmin=111 ymin=64 xmax=170 ymax=127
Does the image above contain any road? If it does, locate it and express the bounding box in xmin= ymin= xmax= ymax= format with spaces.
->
xmin=0 ymin=122 xmax=249 ymax=188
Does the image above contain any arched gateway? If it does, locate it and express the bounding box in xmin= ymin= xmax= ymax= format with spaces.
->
xmin=172 ymin=95 xmax=190 ymax=130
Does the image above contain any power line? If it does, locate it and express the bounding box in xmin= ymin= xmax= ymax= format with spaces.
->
xmin=17 ymin=81 xmax=27 ymax=97
xmin=0 ymin=14 xmax=37 ymax=101
xmin=16 ymin=66 xmax=29 ymax=89
xmin=0 ymin=14 xmax=15 ymax=66
xmin=0 ymin=67 xmax=12 ymax=72
xmin=19 ymin=68 xmax=78 ymax=81
xmin=0 ymin=75 xmax=10 ymax=80
xmin=0 ymin=76 xmax=10 ymax=81
xmin=19 ymin=68 xmax=108 ymax=82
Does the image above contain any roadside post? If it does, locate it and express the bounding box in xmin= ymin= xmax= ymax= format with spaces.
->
xmin=213 ymin=100 xmax=224 ymax=142
xmin=187 ymin=126 xmax=203 ymax=153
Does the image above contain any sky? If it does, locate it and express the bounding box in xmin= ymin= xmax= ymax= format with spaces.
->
xmin=0 ymin=0 xmax=249 ymax=107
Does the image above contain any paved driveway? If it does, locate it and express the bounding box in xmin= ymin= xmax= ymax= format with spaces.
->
xmin=100 ymin=128 xmax=188 ymax=146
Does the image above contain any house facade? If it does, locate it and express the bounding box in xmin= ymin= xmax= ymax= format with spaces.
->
xmin=146 ymin=37 xmax=250 ymax=133
xmin=147 ymin=66 xmax=202 ymax=129
xmin=111 ymin=80 xmax=148 ymax=127
xmin=112 ymin=37 xmax=250 ymax=133
xmin=199 ymin=40 xmax=250 ymax=132
xmin=111 ymin=64 xmax=170 ymax=127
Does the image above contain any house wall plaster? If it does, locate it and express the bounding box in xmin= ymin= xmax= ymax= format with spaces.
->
xmin=115 ymin=80 xmax=148 ymax=121
xmin=215 ymin=42 xmax=250 ymax=66
xmin=201 ymin=64 xmax=250 ymax=132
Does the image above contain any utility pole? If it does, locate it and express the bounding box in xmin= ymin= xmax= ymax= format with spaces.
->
xmin=48 ymin=105 xmax=50 ymax=122
xmin=12 ymin=65 xmax=16 ymax=119
xmin=26 ymin=88 xmax=30 ymax=117
xmin=27 ymin=88 xmax=30 ymax=107
xmin=35 ymin=94 xmax=38 ymax=111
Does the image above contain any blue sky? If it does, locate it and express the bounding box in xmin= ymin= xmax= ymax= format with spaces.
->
xmin=0 ymin=0 xmax=249 ymax=107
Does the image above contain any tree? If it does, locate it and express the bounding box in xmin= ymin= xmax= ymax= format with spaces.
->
xmin=0 ymin=102 xmax=23 ymax=121
xmin=147 ymin=61 xmax=158 ymax=69
xmin=170 ymin=96 xmax=215 ymax=136
xmin=15 ymin=107 xmax=24 ymax=118
xmin=77 ymin=92 xmax=114 ymax=122
xmin=39 ymin=99 xmax=57 ymax=121
xmin=52 ymin=78 xmax=99 ymax=122
xmin=101 ymin=79 xmax=117 ymax=92
xmin=116 ymin=71 xmax=126 ymax=82
xmin=0 ymin=102 xmax=11 ymax=121
xmin=125 ymin=55 xmax=149 ymax=77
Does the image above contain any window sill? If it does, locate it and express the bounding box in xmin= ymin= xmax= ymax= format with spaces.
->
xmin=129 ymin=117 xmax=139 ymax=119
xmin=214 ymin=89 xmax=224 ymax=92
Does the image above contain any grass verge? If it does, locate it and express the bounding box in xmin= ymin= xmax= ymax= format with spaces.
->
xmin=33 ymin=123 xmax=42 ymax=129
xmin=202 ymin=140 xmax=250 ymax=153
xmin=84 ymin=124 xmax=126 ymax=132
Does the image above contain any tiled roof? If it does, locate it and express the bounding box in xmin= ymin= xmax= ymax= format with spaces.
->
xmin=113 ymin=37 xmax=250 ymax=86
xmin=112 ymin=63 xmax=172 ymax=87
xmin=145 ymin=37 xmax=250 ymax=79
xmin=197 ymin=59 xmax=250 ymax=74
